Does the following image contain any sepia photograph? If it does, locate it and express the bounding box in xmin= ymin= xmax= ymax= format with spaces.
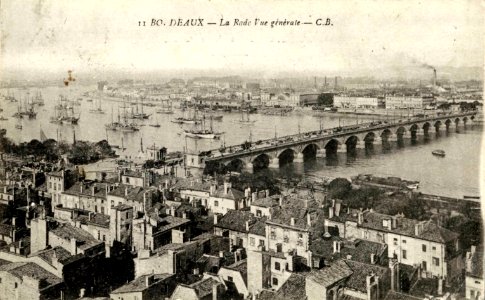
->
xmin=0 ymin=0 xmax=483 ymax=299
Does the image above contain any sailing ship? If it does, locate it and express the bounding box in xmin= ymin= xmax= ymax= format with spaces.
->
xmin=89 ymin=98 xmax=105 ymax=114
xmin=172 ymin=107 xmax=202 ymax=124
xmin=50 ymin=95 xmax=80 ymax=125
xmin=5 ymin=90 xmax=17 ymax=102
xmin=149 ymin=114 xmax=161 ymax=127
xmin=105 ymin=105 xmax=139 ymax=132
xmin=156 ymin=100 xmax=174 ymax=114
xmin=32 ymin=91 xmax=45 ymax=106
xmin=182 ymin=116 xmax=222 ymax=139
xmin=13 ymin=96 xmax=37 ymax=119
xmin=129 ymin=97 xmax=150 ymax=119
xmin=233 ymin=109 xmax=255 ymax=125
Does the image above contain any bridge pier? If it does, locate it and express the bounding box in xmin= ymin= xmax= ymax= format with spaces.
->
xmin=243 ymin=162 xmax=253 ymax=173
xmin=388 ymin=133 xmax=398 ymax=142
xmin=356 ymin=141 xmax=366 ymax=149
xmin=269 ymin=158 xmax=279 ymax=169
xmin=448 ymin=123 xmax=456 ymax=131
xmin=316 ymin=149 xmax=326 ymax=158
xmin=402 ymin=131 xmax=411 ymax=139
xmin=337 ymin=144 xmax=347 ymax=153
xmin=373 ymin=137 xmax=382 ymax=145
xmin=294 ymin=152 xmax=304 ymax=163
xmin=416 ymin=128 xmax=425 ymax=139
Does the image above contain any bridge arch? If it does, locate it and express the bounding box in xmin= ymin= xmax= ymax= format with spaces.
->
xmin=302 ymin=143 xmax=320 ymax=160
xmin=225 ymin=158 xmax=246 ymax=173
xmin=324 ymin=138 xmax=343 ymax=158
xmin=251 ymin=153 xmax=271 ymax=170
xmin=277 ymin=148 xmax=296 ymax=166
xmin=345 ymin=135 xmax=360 ymax=154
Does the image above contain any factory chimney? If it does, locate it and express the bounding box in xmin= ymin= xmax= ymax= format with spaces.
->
xmin=433 ymin=68 xmax=437 ymax=88
xmin=334 ymin=76 xmax=338 ymax=89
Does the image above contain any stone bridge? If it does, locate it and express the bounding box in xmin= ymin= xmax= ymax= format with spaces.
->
xmin=185 ymin=112 xmax=477 ymax=172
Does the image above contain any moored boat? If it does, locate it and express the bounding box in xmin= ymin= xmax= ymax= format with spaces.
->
xmin=432 ymin=150 xmax=445 ymax=157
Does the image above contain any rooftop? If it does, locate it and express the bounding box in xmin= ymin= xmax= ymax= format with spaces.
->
xmin=50 ymin=222 xmax=103 ymax=251
xmin=467 ymin=248 xmax=483 ymax=278
xmin=111 ymin=273 xmax=174 ymax=294
xmin=307 ymin=260 xmax=353 ymax=287
xmin=0 ymin=262 xmax=62 ymax=288
xmin=344 ymin=260 xmax=389 ymax=293
xmin=215 ymin=210 xmax=256 ymax=233
xmin=64 ymin=181 xmax=109 ymax=199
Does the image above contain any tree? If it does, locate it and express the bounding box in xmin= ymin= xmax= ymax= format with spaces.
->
xmin=327 ymin=178 xmax=352 ymax=199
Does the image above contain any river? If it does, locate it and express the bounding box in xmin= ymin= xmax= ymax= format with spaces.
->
xmin=0 ymin=85 xmax=481 ymax=198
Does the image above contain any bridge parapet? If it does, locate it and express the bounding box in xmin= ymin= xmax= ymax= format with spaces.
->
xmin=200 ymin=111 xmax=477 ymax=164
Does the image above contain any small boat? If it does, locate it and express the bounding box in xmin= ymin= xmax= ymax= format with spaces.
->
xmin=0 ymin=116 xmax=8 ymax=121
xmin=432 ymin=150 xmax=445 ymax=157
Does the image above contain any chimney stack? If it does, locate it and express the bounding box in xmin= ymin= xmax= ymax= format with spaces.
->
xmin=290 ymin=217 xmax=295 ymax=226
xmin=329 ymin=206 xmax=334 ymax=219
xmin=335 ymin=201 xmax=341 ymax=217
xmin=433 ymin=69 xmax=437 ymax=87
xmin=307 ymin=213 xmax=311 ymax=226
xmin=245 ymin=220 xmax=250 ymax=232
xmin=214 ymin=214 xmax=218 ymax=225
xmin=371 ymin=253 xmax=376 ymax=264
xmin=358 ymin=211 xmax=364 ymax=225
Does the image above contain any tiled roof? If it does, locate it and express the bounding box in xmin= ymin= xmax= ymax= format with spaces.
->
xmin=50 ymin=223 xmax=103 ymax=251
xmin=108 ymin=184 xmax=158 ymax=203
xmin=344 ymin=260 xmax=389 ymax=293
xmin=215 ymin=210 xmax=256 ymax=233
xmin=0 ymin=262 xmax=62 ymax=288
xmin=35 ymin=246 xmax=83 ymax=266
xmin=212 ymin=187 xmax=245 ymax=200
xmin=272 ymin=273 xmax=306 ymax=300
xmin=468 ymin=249 xmax=483 ymax=278
xmin=190 ymin=277 xmax=220 ymax=298
xmin=331 ymin=210 xmax=459 ymax=244
xmin=223 ymin=259 xmax=247 ymax=285
xmin=111 ymin=273 xmax=174 ymax=294
xmin=409 ymin=278 xmax=439 ymax=298
xmin=64 ymin=182 xmax=108 ymax=199
xmin=74 ymin=213 xmax=110 ymax=228
xmin=267 ymin=206 xmax=312 ymax=230
xmin=310 ymin=238 xmax=387 ymax=265
xmin=307 ymin=260 xmax=353 ymax=287
xmin=171 ymin=179 xmax=211 ymax=193
xmin=248 ymin=218 xmax=266 ymax=236
xmin=251 ymin=196 xmax=280 ymax=208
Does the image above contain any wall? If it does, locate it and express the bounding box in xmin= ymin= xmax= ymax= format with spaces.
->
xmin=466 ymin=276 xmax=484 ymax=300
xmin=218 ymin=267 xmax=248 ymax=298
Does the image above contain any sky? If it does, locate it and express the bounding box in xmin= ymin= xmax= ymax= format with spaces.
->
xmin=0 ymin=0 xmax=483 ymax=79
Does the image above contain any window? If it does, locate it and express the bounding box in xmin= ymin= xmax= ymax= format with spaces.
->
xmin=275 ymin=262 xmax=281 ymax=270
xmin=270 ymin=229 xmax=276 ymax=240
xmin=214 ymin=200 xmax=219 ymax=207
xmin=272 ymin=278 xmax=278 ymax=286
xmin=283 ymin=235 xmax=289 ymax=243
xmin=256 ymin=209 xmax=262 ymax=217
xmin=422 ymin=261 xmax=427 ymax=271
xmin=298 ymin=233 xmax=303 ymax=239
xmin=259 ymin=239 xmax=265 ymax=247
xmin=422 ymin=244 xmax=427 ymax=252
xmin=102 ymin=235 xmax=106 ymax=241
xmin=250 ymin=237 xmax=255 ymax=246
xmin=58 ymin=183 xmax=61 ymax=190
xmin=14 ymin=282 xmax=17 ymax=288
xmin=393 ymin=238 xmax=398 ymax=246
xmin=0 ymin=277 xmax=2 ymax=283
xmin=432 ymin=257 xmax=439 ymax=266
xmin=432 ymin=246 xmax=436 ymax=251
xmin=227 ymin=276 xmax=233 ymax=282
xmin=402 ymin=239 xmax=406 ymax=244
xmin=402 ymin=250 xmax=407 ymax=259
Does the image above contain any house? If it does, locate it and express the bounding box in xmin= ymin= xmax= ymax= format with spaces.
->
xmin=217 ymin=258 xmax=248 ymax=298
xmin=171 ymin=179 xmax=212 ymax=207
xmin=58 ymin=181 xmax=112 ymax=216
xmin=131 ymin=207 xmax=191 ymax=251
xmin=170 ymin=277 xmax=225 ymax=300
xmin=465 ymin=245 xmax=483 ymax=300
xmin=327 ymin=208 xmax=461 ymax=281
xmin=207 ymin=182 xmax=246 ymax=215
xmin=214 ymin=210 xmax=257 ymax=250
xmin=0 ymin=261 xmax=64 ymax=300
xmin=107 ymin=185 xmax=161 ymax=214
xmin=110 ymin=273 xmax=177 ymax=300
